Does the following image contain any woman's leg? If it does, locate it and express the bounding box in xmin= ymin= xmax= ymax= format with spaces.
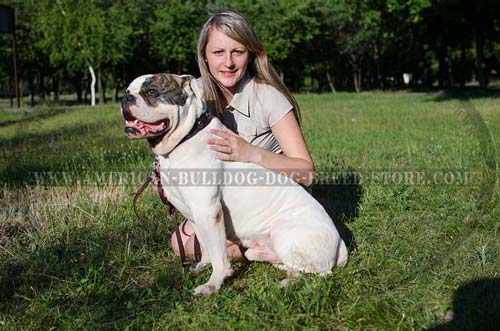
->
xmin=170 ymin=220 xmax=244 ymax=260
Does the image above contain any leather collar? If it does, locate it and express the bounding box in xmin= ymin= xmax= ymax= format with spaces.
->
xmin=177 ymin=111 xmax=213 ymax=146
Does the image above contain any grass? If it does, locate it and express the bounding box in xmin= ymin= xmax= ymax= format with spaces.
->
xmin=1 ymin=92 xmax=499 ymax=330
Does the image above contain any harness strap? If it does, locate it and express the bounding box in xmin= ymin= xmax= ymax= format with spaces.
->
xmin=193 ymin=233 xmax=202 ymax=262
xmin=132 ymin=111 xmax=211 ymax=265
xmin=132 ymin=175 xmax=153 ymax=223
xmin=132 ymin=168 xmax=202 ymax=265
xmin=168 ymin=203 xmax=187 ymax=264
xmin=155 ymin=171 xmax=188 ymax=264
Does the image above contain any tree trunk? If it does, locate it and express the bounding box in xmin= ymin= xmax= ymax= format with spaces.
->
xmin=76 ymin=85 xmax=82 ymax=103
xmin=475 ymin=24 xmax=487 ymax=89
xmin=353 ymin=68 xmax=361 ymax=93
xmin=52 ymin=78 xmax=59 ymax=101
xmin=75 ymin=71 xmax=83 ymax=103
xmin=460 ymin=41 xmax=467 ymax=88
xmin=376 ymin=65 xmax=383 ymax=89
xmin=9 ymin=76 xmax=13 ymax=107
xmin=98 ymin=69 xmax=105 ymax=105
xmin=19 ymin=79 xmax=23 ymax=106
xmin=87 ymin=62 xmax=96 ymax=107
xmin=351 ymin=54 xmax=361 ymax=93
xmin=447 ymin=47 xmax=455 ymax=86
xmin=326 ymin=70 xmax=336 ymax=94
xmin=113 ymin=84 xmax=118 ymax=103
xmin=40 ymin=74 xmax=46 ymax=102
xmin=353 ymin=70 xmax=358 ymax=93
xmin=373 ymin=41 xmax=383 ymax=89
xmin=437 ymin=43 xmax=449 ymax=88
xmin=29 ymin=75 xmax=35 ymax=105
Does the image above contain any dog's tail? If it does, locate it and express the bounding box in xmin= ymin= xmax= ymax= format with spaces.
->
xmin=336 ymin=240 xmax=348 ymax=267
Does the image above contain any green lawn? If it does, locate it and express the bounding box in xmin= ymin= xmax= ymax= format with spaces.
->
xmin=1 ymin=92 xmax=499 ymax=330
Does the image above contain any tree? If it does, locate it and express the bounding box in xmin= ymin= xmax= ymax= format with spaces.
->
xmin=1 ymin=1 xmax=49 ymax=104
xmin=149 ymin=0 xmax=206 ymax=75
xmin=96 ymin=0 xmax=137 ymax=102
xmin=332 ymin=0 xmax=382 ymax=92
xmin=36 ymin=0 xmax=107 ymax=105
xmin=464 ymin=0 xmax=500 ymax=89
xmin=216 ymin=0 xmax=329 ymax=91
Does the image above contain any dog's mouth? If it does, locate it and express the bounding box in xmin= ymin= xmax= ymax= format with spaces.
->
xmin=124 ymin=114 xmax=170 ymax=140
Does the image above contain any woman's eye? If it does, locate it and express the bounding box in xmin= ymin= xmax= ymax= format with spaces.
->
xmin=214 ymin=50 xmax=223 ymax=55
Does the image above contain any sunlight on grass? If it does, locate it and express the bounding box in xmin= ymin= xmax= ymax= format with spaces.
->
xmin=0 ymin=95 xmax=499 ymax=330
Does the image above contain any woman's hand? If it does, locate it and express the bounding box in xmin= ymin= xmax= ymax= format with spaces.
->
xmin=207 ymin=127 xmax=257 ymax=163
xmin=207 ymin=112 xmax=315 ymax=187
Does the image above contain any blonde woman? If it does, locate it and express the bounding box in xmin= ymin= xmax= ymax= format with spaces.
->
xmin=172 ymin=9 xmax=315 ymax=260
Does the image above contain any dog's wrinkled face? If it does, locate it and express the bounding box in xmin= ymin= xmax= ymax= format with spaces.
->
xmin=121 ymin=74 xmax=192 ymax=146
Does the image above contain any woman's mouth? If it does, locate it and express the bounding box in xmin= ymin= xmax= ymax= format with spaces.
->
xmin=221 ymin=70 xmax=237 ymax=77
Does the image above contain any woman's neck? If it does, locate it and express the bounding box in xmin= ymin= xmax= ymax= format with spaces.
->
xmin=218 ymin=73 xmax=250 ymax=109
xmin=222 ymin=90 xmax=234 ymax=108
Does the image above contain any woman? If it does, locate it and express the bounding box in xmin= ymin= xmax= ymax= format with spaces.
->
xmin=171 ymin=9 xmax=315 ymax=260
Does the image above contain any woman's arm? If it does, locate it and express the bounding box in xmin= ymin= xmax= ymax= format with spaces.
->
xmin=208 ymin=112 xmax=315 ymax=187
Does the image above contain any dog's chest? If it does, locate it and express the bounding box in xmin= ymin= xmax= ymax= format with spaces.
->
xmin=156 ymin=141 xmax=220 ymax=219
xmin=157 ymin=156 xmax=191 ymax=218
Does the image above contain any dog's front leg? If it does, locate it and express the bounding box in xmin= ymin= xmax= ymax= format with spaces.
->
xmin=191 ymin=204 xmax=233 ymax=295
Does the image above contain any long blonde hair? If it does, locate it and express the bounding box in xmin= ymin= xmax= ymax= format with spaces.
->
xmin=197 ymin=9 xmax=300 ymax=122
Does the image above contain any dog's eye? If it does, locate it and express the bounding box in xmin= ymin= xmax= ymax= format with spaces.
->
xmin=146 ymin=89 xmax=158 ymax=97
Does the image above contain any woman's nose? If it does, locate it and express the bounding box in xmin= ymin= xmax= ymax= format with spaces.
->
xmin=223 ymin=53 xmax=234 ymax=67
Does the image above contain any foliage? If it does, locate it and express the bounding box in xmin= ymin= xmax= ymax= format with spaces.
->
xmin=149 ymin=0 xmax=206 ymax=74
xmin=0 ymin=0 xmax=499 ymax=100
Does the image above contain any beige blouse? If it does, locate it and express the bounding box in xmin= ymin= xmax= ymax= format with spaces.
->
xmin=221 ymin=75 xmax=293 ymax=154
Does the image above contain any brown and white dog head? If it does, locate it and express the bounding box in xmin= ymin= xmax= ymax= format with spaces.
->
xmin=121 ymin=74 xmax=204 ymax=155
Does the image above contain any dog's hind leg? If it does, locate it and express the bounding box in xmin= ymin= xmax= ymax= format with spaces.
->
xmin=336 ymin=239 xmax=348 ymax=267
xmin=270 ymin=219 xmax=346 ymax=274
xmin=191 ymin=205 xmax=233 ymax=295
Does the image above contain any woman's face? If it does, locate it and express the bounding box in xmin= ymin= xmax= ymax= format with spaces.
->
xmin=205 ymin=28 xmax=250 ymax=95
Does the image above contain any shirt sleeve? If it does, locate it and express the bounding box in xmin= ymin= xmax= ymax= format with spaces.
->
xmin=258 ymin=84 xmax=293 ymax=127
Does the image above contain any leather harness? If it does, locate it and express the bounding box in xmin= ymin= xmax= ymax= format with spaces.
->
xmin=132 ymin=111 xmax=212 ymax=264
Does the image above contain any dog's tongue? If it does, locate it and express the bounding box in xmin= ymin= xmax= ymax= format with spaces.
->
xmin=126 ymin=119 xmax=165 ymax=135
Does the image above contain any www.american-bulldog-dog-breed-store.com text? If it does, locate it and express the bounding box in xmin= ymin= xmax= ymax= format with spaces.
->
xmin=121 ymin=73 xmax=347 ymax=295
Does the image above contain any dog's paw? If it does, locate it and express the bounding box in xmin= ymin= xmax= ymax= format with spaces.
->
xmin=279 ymin=278 xmax=295 ymax=288
xmin=189 ymin=262 xmax=210 ymax=273
xmin=279 ymin=271 xmax=301 ymax=288
xmin=193 ymin=283 xmax=218 ymax=296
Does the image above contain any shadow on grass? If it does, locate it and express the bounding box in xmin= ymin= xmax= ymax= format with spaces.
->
xmin=0 ymin=120 xmax=136 ymax=185
xmin=0 ymin=218 xmax=188 ymax=329
xmin=0 ymin=107 xmax=70 ymax=128
xmin=312 ymin=171 xmax=363 ymax=253
xmin=427 ymin=277 xmax=500 ymax=331
xmin=431 ymin=87 xmax=500 ymax=101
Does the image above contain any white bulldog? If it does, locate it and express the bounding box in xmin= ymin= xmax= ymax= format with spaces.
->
xmin=121 ymin=73 xmax=347 ymax=295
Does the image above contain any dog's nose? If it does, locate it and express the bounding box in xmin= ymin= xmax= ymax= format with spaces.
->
xmin=121 ymin=94 xmax=135 ymax=108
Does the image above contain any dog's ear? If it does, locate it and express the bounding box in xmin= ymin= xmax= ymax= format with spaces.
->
xmin=149 ymin=73 xmax=191 ymax=89
xmin=141 ymin=74 xmax=190 ymax=106
xmin=178 ymin=74 xmax=194 ymax=88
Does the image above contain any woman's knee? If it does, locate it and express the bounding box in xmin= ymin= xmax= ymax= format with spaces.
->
xmin=170 ymin=220 xmax=197 ymax=258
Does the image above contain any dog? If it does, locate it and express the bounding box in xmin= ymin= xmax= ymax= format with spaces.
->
xmin=121 ymin=73 xmax=348 ymax=295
